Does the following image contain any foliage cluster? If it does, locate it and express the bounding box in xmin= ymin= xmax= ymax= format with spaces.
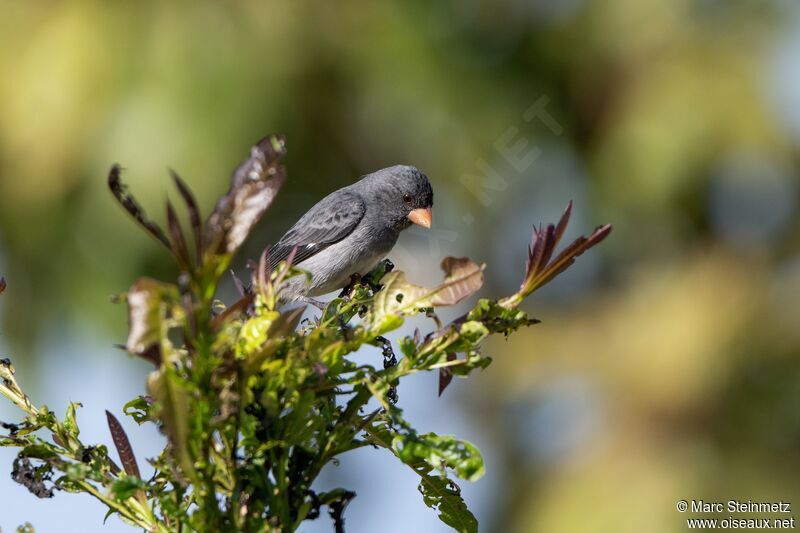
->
xmin=0 ymin=135 xmax=610 ymax=532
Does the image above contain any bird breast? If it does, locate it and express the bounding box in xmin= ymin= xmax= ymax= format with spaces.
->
xmin=285 ymin=224 xmax=399 ymax=298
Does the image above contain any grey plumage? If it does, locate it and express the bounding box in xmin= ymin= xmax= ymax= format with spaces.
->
xmin=271 ymin=165 xmax=433 ymax=301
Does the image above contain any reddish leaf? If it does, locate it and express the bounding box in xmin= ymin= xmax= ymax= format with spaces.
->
xmin=105 ymin=410 xmax=141 ymax=479
xmin=438 ymin=353 xmax=458 ymax=396
xmin=257 ymin=246 xmax=269 ymax=296
xmin=503 ymin=202 xmax=612 ymax=307
xmin=230 ymin=269 xmax=249 ymax=297
xmin=166 ymin=200 xmax=191 ymax=270
xmin=272 ymin=245 xmax=299 ymax=289
xmin=169 ymin=168 xmax=203 ymax=264
xmin=553 ymin=200 xmax=572 ymax=248
xmin=533 ymin=224 xmax=612 ymax=291
xmin=526 ymin=224 xmax=556 ymax=286
xmin=107 ymin=165 xmax=172 ymax=252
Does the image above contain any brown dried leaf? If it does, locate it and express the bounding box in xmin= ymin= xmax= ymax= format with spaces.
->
xmin=205 ymin=135 xmax=287 ymax=255
xmin=375 ymin=257 xmax=485 ymax=317
xmin=432 ymin=258 xmax=486 ymax=306
xmin=125 ymin=278 xmax=178 ymax=364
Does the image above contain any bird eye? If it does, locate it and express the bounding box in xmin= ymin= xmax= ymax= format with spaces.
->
xmin=403 ymin=194 xmax=413 ymax=204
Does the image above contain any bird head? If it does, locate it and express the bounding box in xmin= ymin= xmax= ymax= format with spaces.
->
xmin=359 ymin=165 xmax=434 ymax=231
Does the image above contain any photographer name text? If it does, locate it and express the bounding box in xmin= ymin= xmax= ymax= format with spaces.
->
xmin=686 ymin=500 xmax=791 ymax=514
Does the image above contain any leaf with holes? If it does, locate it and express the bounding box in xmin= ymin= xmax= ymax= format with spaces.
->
xmin=147 ymin=369 xmax=194 ymax=482
xmin=393 ymin=432 xmax=485 ymax=482
xmin=417 ymin=471 xmax=478 ymax=533
xmin=374 ymin=257 xmax=485 ymax=319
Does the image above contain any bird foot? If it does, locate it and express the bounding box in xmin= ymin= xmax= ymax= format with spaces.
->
xmin=338 ymin=274 xmax=362 ymax=298
xmin=338 ymin=259 xmax=396 ymax=299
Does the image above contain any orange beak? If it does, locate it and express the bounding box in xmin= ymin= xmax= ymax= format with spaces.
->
xmin=407 ymin=207 xmax=433 ymax=229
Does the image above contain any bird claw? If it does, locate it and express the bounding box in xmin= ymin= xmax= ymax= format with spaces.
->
xmin=337 ymin=259 xmax=395 ymax=300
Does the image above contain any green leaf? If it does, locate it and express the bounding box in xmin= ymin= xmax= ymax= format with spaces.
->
xmin=123 ymin=396 xmax=151 ymax=425
xmin=466 ymin=298 xmax=539 ymax=335
xmin=458 ymin=321 xmax=489 ymax=344
xmin=239 ymin=308 xmax=305 ymax=375
xmin=393 ymin=433 xmax=485 ymax=482
xmin=417 ymin=472 xmax=478 ymax=533
xmin=147 ymin=369 xmax=194 ymax=482
xmin=20 ymin=444 xmax=58 ymax=460
xmin=238 ymin=312 xmax=280 ymax=356
xmin=63 ymin=402 xmax=82 ymax=439
xmin=371 ymin=313 xmax=405 ymax=336
xmin=111 ymin=475 xmax=148 ymax=500
xmin=283 ymin=391 xmax=317 ymax=443
xmin=365 ymin=422 xmax=479 ymax=533
xmin=365 ymin=376 xmax=394 ymax=411
xmin=399 ymin=335 xmax=418 ymax=358
xmin=446 ymin=353 xmax=492 ymax=377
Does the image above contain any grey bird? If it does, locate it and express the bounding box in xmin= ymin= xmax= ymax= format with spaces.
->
xmin=270 ymin=165 xmax=434 ymax=303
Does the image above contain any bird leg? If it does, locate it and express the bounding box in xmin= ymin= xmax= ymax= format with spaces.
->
xmin=299 ymin=297 xmax=327 ymax=310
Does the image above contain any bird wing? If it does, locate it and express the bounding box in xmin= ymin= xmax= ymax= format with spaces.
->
xmin=269 ymin=190 xmax=366 ymax=266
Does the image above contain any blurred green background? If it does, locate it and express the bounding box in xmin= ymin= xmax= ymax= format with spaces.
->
xmin=1 ymin=1 xmax=800 ymax=532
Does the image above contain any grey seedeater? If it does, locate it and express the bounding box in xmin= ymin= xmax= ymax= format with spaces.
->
xmin=269 ymin=165 xmax=434 ymax=302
